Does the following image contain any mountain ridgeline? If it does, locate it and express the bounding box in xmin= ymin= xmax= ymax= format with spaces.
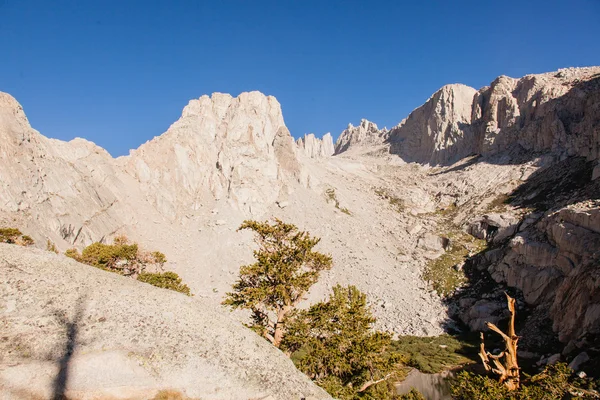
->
xmin=1 ymin=66 xmax=599 ymax=398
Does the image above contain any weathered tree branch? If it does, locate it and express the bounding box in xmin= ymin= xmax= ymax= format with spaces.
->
xmin=357 ymin=373 xmax=394 ymax=392
xmin=478 ymin=293 xmax=520 ymax=390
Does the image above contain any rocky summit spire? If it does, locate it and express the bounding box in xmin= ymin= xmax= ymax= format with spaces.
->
xmin=122 ymin=91 xmax=304 ymax=218
xmin=334 ymin=119 xmax=386 ymax=155
xmin=387 ymin=84 xmax=477 ymax=165
xmin=296 ymin=132 xmax=335 ymax=158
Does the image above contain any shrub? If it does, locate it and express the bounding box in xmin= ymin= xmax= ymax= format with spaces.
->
xmin=20 ymin=235 xmax=34 ymax=246
xmin=138 ymin=272 xmax=191 ymax=296
xmin=0 ymin=228 xmax=22 ymax=243
xmin=65 ymin=238 xmax=189 ymax=295
xmin=151 ymin=251 xmax=167 ymax=265
xmin=65 ymin=248 xmax=81 ymax=260
xmin=151 ymin=389 xmax=198 ymax=400
xmin=80 ymin=242 xmax=139 ymax=271
xmin=283 ymin=285 xmax=404 ymax=399
xmin=451 ymin=363 xmax=599 ymax=400
xmin=46 ymin=240 xmax=59 ymax=253
xmin=0 ymin=228 xmax=34 ymax=246
xmin=399 ymin=389 xmax=426 ymax=400
xmin=325 ymin=188 xmax=352 ymax=215
xmin=223 ymin=219 xmax=332 ymax=348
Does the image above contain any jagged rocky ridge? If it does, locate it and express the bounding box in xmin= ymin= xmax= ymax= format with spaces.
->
xmin=334 ymin=119 xmax=387 ymax=154
xmin=0 ymin=66 xmax=599 ymax=392
xmin=121 ymin=92 xmax=306 ymax=219
xmin=296 ymin=133 xmax=335 ymax=158
xmin=382 ymin=67 xmax=600 ymax=166
xmin=0 ymin=88 xmax=449 ymax=339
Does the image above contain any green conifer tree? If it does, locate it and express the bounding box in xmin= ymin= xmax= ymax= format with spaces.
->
xmin=283 ymin=285 xmax=404 ymax=399
xmin=223 ymin=219 xmax=332 ymax=348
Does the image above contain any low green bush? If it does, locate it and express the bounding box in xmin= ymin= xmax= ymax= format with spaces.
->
xmin=46 ymin=239 xmax=59 ymax=253
xmin=0 ymin=228 xmax=34 ymax=246
xmin=137 ymin=272 xmax=191 ymax=296
xmin=20 ymin=235 xmax=34 ymax=246
xmin=451 ymin=363 xmax=599 ymax=400
xmin=151 ymin=251 xmax=167 ymax=265
xmin=65 ymin=236 xmax=191 ymax=295
xmin=399 ymin=389 xmax=426 ymax=400
xmin=325 ymin=188 xmax=352 ymax=215
xmin=80 ymin=242 xmax=138 ymax=270
xmin=0 ymin=228 xmax=22 ymax=243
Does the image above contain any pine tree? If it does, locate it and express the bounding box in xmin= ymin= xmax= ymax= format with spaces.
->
xmin=223 ymin=219 xmax=332 ymax=347
xmin=283 ymin=285 xmax=404 ymax=399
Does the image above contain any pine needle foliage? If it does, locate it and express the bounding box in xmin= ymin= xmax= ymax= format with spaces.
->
xmin=283 ymin=285 xmax=405 ymax=399
xmin=398 ymin=389 xmax=426 ymax=400
xmin=46 ymin=239 xmax=59 ymax=253
xmin=223 ymin=219 xmax=332 ymax=347
xmin=80 ymin=241 xmax=139 ymax=270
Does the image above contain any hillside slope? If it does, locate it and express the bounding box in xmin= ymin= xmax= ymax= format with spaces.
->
xmin=0 ymin=243 xmax=331 ymax=400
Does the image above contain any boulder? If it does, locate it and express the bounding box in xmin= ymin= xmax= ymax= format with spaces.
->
xmin=568 ymin=352 xmax=590 ymax=371
xmin=467 ymin=213 xmax=519 ymax=243
xmin=417 ymin=233 xmax=449 ymax=252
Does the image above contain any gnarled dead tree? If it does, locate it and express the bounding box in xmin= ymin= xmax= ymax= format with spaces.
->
xmin=478 ymin=293 xmax=520 ymax=390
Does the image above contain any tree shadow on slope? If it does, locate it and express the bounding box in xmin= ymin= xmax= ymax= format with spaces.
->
xmin=52 ymin=297 xmax=86 ymax=400
xmin=386 ymin=73 xmax=600 ymax=170
xmin=0 ymin=297 xmax=87 ymax=400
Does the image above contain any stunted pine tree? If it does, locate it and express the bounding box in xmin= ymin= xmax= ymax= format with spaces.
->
xmin=282 ymin=285 xmax=403 ymax=400
xmin=223 ymin=219 xmax=332 ymax=348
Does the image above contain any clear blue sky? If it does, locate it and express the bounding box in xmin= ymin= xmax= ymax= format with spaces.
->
xmin=1 ymin=0 xmax=599 ymax=156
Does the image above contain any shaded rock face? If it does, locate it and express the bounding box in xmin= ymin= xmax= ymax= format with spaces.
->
xmin=296 ymin=133 xmax=335 ymax=158
xmin=0 ymin=244 xmax=331 ymax=400
xmin=334 ymin=119 xmax=387 ymax=154
xmin=500 ymin=203 xmax=600 ymax=343
xmin=467 ymin=213 xmax=520 ymax=244
xmin=387 ymin=67 xmax=600 ymax=166
xmin=458 ymin=158 xmax=600 ymax=347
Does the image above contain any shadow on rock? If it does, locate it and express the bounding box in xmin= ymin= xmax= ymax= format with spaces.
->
xmin=52 ymin=296 xmax=86 ymax=400
xmin=439 ymin=158 xmax=599 ymax=376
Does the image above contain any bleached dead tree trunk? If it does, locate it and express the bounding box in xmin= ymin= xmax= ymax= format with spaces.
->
xmin=478 ymin=293 xmax=520 ymax=390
